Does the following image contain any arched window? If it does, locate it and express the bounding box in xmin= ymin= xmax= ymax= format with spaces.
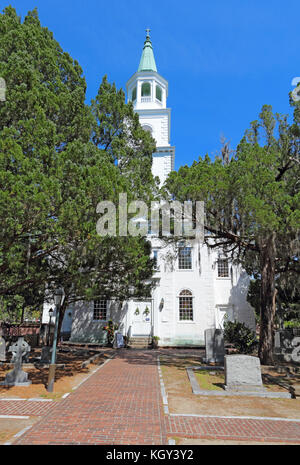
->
xmin=132 ymin=87 xmax=137 ymax=101
xmin=156 ymin=85 xmax=162 ymax=101
xmin=141 ymin=82 xmax=151 ymax=97
xmin=142 ymin=124 xmax=153 ymax=134
xmin=179 ymin=290 xmax=193 ymax=321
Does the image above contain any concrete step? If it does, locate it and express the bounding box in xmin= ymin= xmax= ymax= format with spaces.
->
xmin=129 ymin=346 xmax=152 ymax=350
xmin=129 ymin=339 xmax=152 ymax=346
xmin=128 ymin=337 xmax=152 ymax=349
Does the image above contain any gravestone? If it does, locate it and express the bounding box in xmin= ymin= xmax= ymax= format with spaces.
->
xmin=0 ymin=334 xmax=6 ymax=362
xmin=204 ymin=328 xmax=224 ymax=364
xmin=9 ymin=337 xmax=31 ymax=364
xmin=40 ymin=346 xmax=52 ymax=364
xmin=0 ymin=337 xmax=31 ymax=386
xmin=224 ymin=355 xmax=265 ymax=392
xmin=214 ymin=329 xmax=225 ymax=364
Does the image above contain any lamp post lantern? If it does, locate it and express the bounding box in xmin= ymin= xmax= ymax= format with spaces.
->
xmin=47 ymin=308 xmax=54 ymax=346
xmin=47 ymin=287 xmax=64 ymax=392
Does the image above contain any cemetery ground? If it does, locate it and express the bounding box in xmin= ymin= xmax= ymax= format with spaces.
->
xmin=0 ymin=348 xmax=300 ymax=445
xmin=159 ymin=351 xmax=300 ymax=445
xmin=0 ymin=345 xmax=113 ymax=444
xmin=0 ymin=346 xmax=113 ymax=400
xmin=159 ymin=353 xmax=300 ymax=419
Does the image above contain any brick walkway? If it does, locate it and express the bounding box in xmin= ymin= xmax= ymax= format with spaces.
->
xmin=13 ymin=351 xmax=165 ymax=445
xmin=0 ymin=399 xmax=56 ymax=417
xmin=2 ymin=350 xmax=299 ymax=445
xmin=167 ymin=415 xmax=300 ymax=444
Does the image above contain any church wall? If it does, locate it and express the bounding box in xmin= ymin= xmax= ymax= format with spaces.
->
xmin=151 ymin=244 xmax=255 ymax=346
xmin=138 ymin=113 xmax=169 ymax=146
xmin=152 ymin=153 xmax=173 ymax=185
xmin=70 ymin=300 xmax=125 ymax=344
xmin=64 ymin=244 xmax=255 ymax=346
xmin=213 ymin=264 xmax=256 ymax=331
xmin=153 ymin=244 xmax=216 ymax=346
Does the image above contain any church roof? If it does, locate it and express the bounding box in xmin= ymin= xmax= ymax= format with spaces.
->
xmin=138 ymin=30 xmax=157 ymax=73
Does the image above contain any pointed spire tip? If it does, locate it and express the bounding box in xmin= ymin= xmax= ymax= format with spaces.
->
xmin=137 ymin=28 xmax=157 ymax=72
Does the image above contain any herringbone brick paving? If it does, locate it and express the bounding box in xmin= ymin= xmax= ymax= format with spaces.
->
xmin=1 ymin=350 xmax=299 ymax=445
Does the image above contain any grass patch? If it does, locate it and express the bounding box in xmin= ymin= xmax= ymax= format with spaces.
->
xmin=194 ymin=370 xmax=288 ymax=393
xmin=194 ymin=371 xmax=224 ymax=391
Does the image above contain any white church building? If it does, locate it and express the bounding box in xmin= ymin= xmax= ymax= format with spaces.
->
xmin=42 ymin=32 xmax=255 ymax=346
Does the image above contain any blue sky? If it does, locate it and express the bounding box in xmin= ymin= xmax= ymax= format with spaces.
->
xmin=4 ymin=0 xmax=299 ymax=170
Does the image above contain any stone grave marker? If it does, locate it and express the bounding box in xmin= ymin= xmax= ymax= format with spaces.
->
xmin=9 ymin=337 xmax=31 ymax=364
xmin=224 ymin=354 xmax=265 ymax=392
xmin=0 ymin=337 xmax=6 ymax=362
xmin=40 ymin=346 xmax=52 ymax=364
xmin=0 ymin=336 xmax=31 ymax=386
xmin=204 ymin=328 xmax=224 ymax=364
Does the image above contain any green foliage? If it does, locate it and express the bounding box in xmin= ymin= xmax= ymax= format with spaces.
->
xmin=166 ymin=100 xmax=300 ymax=364
xmin=91 ymin=76 xmax=157 ymax=197
xmin=152 ymin=335 xmax=160 ymax=348
xmin=283 ymin=320 xmax=300 ymax=329
xmin=0 ymin=7 xmax=157 ymax=324
xmin=166 ymin=105 xmax=299 ymax=273
xmin=144 ymin=306 xmax=150 ymax=315
xmin=247 ymin=275 xmax=300 ymax=328
xmin=223 ymin=320 xmax=257 ymax=354
xmin=102 ymin=319 xmax=119 ymax=346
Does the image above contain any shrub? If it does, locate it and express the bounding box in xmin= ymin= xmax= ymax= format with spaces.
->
xmin=284 ymin=320 xmax=300 ymax=329
xmin=223 ymin=320 xmax=257 ymax=354
xmin=102 ymin=320 xmax=119 ymax=346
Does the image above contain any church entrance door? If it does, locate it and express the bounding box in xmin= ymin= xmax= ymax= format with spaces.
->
xmin=132 ymin=301 xmax=152 ymax=336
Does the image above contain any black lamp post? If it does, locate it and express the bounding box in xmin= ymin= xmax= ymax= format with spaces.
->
xmin=47 ymin=287 xmax=64 ymax=392
xmin=47 ymin=308 xmax=54 ymax=346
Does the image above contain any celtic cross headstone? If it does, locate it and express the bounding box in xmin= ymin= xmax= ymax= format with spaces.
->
xmin=0 ymin=337 xmax=31 ymax=386
xmin=9 ymin=337 xmax=31 ymax=363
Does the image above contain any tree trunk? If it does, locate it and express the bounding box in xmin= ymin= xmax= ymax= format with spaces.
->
xmin=258 ymin=233 xmax=277 ymax=365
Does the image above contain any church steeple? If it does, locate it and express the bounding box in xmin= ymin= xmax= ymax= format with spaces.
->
xmin=138 ymin=29 xmax=157 ymax=73
xmin=126 ymin=31 xmax=175 ymax=186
